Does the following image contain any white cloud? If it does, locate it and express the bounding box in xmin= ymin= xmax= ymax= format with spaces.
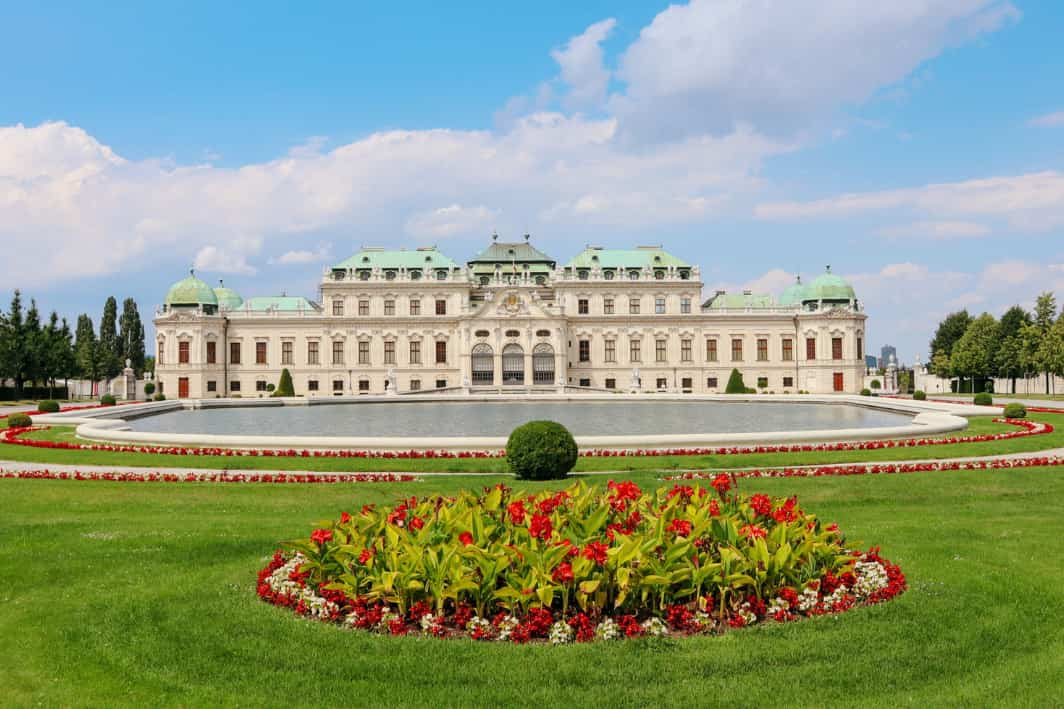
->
xmin=551 ymin=18 xmax=617 ymax=110
xmin=877 ymin=220 xmax=991 ymax=240
xmin=742 ymin=268 xmax=796 ymax=294
xmin=270 ymin=243 xmax=332 ymax=265
xmin=1029 ymin=111 xmax=1064 ymax=127
xmin=193 ymin=245 xmax=258 ymax=275
xmin=405 ymin=204 xmax=500 ymax=239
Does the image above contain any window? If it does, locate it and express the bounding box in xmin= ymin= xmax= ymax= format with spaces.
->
xmin=178 ymin=341 xmax=190 ymax=364
xmin=410 ymin=379 xmax=421 ymax=391
xmin=578 ymin=298 xmax=589 ymax=315
xmin=782 ymin=338 xmax=793 ymax=362
xmin=206 ymin=380 xmax=217 ymax=392
xmin=358 ymin=341 xmax=369 ymax=365
xmin=629 ymin=298 xmax=640 ymax=314
xmin=578 ymin=340 xmax=590 ymax=362
xmin=409 ymin=341 xmax=421 ymax=365
xmin=307 ymin=341 xmax=319 ymax=365
xmin=157 ymin=341 xmax=164 ymax=365
xmin=435 ymin=341 xmax=447 ymax=363
xmin=783 ymin=376 xmax=794 ymax=388
xmin=706 ymin=339 xmax=718 ymax=362
xmin=436 ymin=379 xmax=447 ymax=389
xmin=536 ymin=329 xmax=550 ymax=337
xmin=604 ymin=298 xmax=615 ymax=314
xmin=656 ymin=339 xmax=667 ymax=362
xmin=605 ymin=378 xmax=616 ymax=389
xmin=308 ymin=379 xmax=319 ymax=392
xmin=358 ymin=300 xmax=369 ymax=316
xmin=384 ymin=341 xmax=395 ymax=364
xmin=680 ymin=339 xmax=692 ymax=362
xmin=384 ymin=300 xmax=395 ymax=316
xmin=681 ymin=377 xmax=692 ymax=391
xmin=731 ymin=338 xmax=743 ymax=361
xmin=206 ymin=341 xmax=216 ymax=364
xmin=857 ymin=336 xmax=863 ymax=360
xmin=832 ymin=337 xmax=843 ymax=360
xmin=655 ymin=297 xmax=666 ymax=314
xmin=578 ymin=270 xmax=588 ymax=281
xmin=332 ymin=299 xmax=344 ymax=316
xmin=256 ymin=381 xmax=267 ymax=392
xmin=681 ymin=297 xmax=691 ymax=314
xmin=656 ymin=377 xmax=668 ymax=390
xmin=230 ymin=380 xmax=241 ymax=392
xmin=604 ymin=270 xmax=615 ymax=280
xmin=629 ymin=270 xmax=639 ymax=280
xmin=757 ymin=338 xmax=768 ymax=362
xmin=505 ymin=329 xmax=520 ymax=338
xmin=806 ymin=337 xmax=816 ymax=360
xmin=629 ymin=339 xmax=641 ymax=362
xmin=757 ymin=377 xmax=768 ymax=389
xmin=579 ymin=378 xmax=591 ymax=387
xmin=255 ymin=342 xmax=266 ymax=364
xmin=281 ymin=341 xmax=293 ymax=365
xmin=325 ymin=340 xmax=339 ymax=365
xmin=707 ymin=377 xmax=718 ymax=388
xmin=410 ymin=299 xmax=421 ymax=316
xmin=358 ymin=380 xmax=370 ymax=393
xmin=435 ymin=299 xmax=447 ymax=315
xmin=230 ymin=342 xmax=241 ymax=365
xmin=333 ymin=380 xmax=345 ymax=393
xmin=604 ymin=339 xmax=616 ymax=362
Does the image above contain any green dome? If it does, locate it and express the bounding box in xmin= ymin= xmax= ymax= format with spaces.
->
xmin=778 ymin=275 xmax=808 ymax=306
xmin=213 ymin=281 xmax=243 ymax=310
xmin=803 ymin=266 xmax=856 ymax=303
xmin=165 ymin=271 xmax=218 ymax=307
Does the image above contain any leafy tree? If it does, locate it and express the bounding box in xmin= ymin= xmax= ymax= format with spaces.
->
xmin=1026 ymin=292 xmax=1058 ymax=394
xmin=97 ymin=296 xmax=122 ymax=380
xmin=118 ymin=298 xmax=146 ymax=374
xmin=23 ymin=299 xmax=43 ymax=389
xmin=1043 ymin=317 xmax=1064 ymax=386
xmin=0 ymin=291 xmax=29 ymax=395
xmin=143 ymin=355 xmax=156 ymax=376
xmin=75 ymin=314 xmax=99 ymax=384
xmin=995 ymin=305 xmax=1031 ymax=392
xmin=950 ymin=313 xmax=999 ymax=393
xmin=929 ymin=310 xmax=972 ymax=378
xmin=56 ymin=317 xmax=77 ymax=395
xmin=40 ymin=311 xmax=60 ymax=398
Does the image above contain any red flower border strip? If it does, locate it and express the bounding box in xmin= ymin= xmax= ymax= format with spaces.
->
xmin=0 ymin=401 xmax=145 ymax=421
xmin=0 ymin=418 xmax=1051 ymax=461
xmin=1 ymin=469 xmax=417 ymax=484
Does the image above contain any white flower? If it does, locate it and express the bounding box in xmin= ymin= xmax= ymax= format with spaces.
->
xmin=595 ymin=618 xmax=620 ymax=641
xmin=549 ymin=620 xmax=574 ymax=645
xmin=797 ymin=587 xmax=820 ymax=612
xmin=466 ymin=616 xmax=492 ymax=638
xmin=641 ymin=617 xmax=668 ymax=637
xmin=852 ymin=560 xmax=889 ymax=598
xmin=496 ymin=615 xmax=520 ymax=641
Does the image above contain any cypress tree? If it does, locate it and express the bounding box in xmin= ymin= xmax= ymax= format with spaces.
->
xmin=274 ymin=368 xmax=295 ymax=397
xmin=1 ymin=291 xmax=29 ymax=396
xmin=119 ymin=298 xmax=146 ymax=374
xmin=75 ymin=314 xmax=98 ymax=386
xmin=725 ymin=368 xmax=746 ymax=394
xmin=24 ymin=300 xmax=42 ymax=392
xmin=97 ymin=296 xmax=121 ymax=380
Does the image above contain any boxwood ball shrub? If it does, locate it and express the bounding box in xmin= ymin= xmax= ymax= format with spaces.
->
xmin=913 ymin=390 xmax=927 ymax=401
xmin=870 ymin=379 xmax=881 ymax=390
xmin=144 ymin=381 xmax=156 ymax=396
xmin=6 ymin=413 xmax=32 ymax=427
xmin=860 ymin=388 xmax=871 ymax=396
xmin=506 ymin=421 xmax=578 ymax=481
xmin=973 ymin=392 xmax=993 ymax=406
xmin=153 ymin=393 xmax=166 ymax=401
xmin=37 ymin=400 xmax=60 ymax=413
xmin=100 ymin=394 xmax=117 ymax=406
xmin=1003 ymin=402 xmax=1027 ymax=419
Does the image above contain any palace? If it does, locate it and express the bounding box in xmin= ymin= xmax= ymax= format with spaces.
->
xmin=154 ymin=239 xmax=867 ymax=398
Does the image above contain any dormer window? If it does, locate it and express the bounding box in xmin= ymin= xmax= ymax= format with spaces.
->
xmin=654 ymin=270 xmax=665 ymax=280
xmin=628 ymin=270 xmax=640 ymax=280
xmin=410 ymin=269 xmax=421 ymax=280
xmin=362 ymin=256 xmax=370 ymax=263
xmin=603 ymin=269 xmax=615 ymax=280
xmin=358 ymin=270 xmax=370 ymax=281
xmin=385 ymin=270 xmax=397 ymax=281
xmin=436 ymin=270 xmax=447 ymax=280
xmin=679 ymin=269 xmax=690 ymax=280
xmin=653 ymin=255 xmax=662 ymax=263
xmin=578 ymin=270 xmax=589 ymax=280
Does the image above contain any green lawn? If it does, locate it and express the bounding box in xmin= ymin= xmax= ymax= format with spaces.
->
xmin=2 ymin=467 xmax=1062 ymax=707
xmin=1 ymin=414 xmax=1062 ymax=474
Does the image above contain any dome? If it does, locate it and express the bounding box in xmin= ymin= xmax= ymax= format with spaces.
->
xmin=164 ymin=270 xmax=218 ymax=308
xmin=213 ymin=280 xmax=243 ymax=310
xmin=778 ymin=275 xmax=807 ymax=306
xmin=803 ymin=266 xmax=856 ymax=303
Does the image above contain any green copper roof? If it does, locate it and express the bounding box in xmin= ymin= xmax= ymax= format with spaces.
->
xmin=241 ymin=296 xmax=320 ymax=313
xmin=213 ymin=281 xmax=244 ymax=310
xmin=334 ymin=247 xmax=458 ymax=271
xmin=469 ymin=241 xmax=555 ymax=264
xmin=778 ymin=276 xmax=808 ymax=306
xmin=804 ymin=267 xmax=856 ymax=302
xmin=566 ymin=247 xmax=689 ymax=270
xmin=165 ymin=271 xmax=218 ymax=307
xmin=702 ymin=292 xmax=777 ymax=310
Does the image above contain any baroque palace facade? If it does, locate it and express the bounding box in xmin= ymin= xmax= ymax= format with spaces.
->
xmin=154 ymin=239 xmax=867 ymax=398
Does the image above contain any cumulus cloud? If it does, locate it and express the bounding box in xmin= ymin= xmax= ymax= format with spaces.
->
xmin=877 ymin=220 xmax=991 ymax=240
xmin=405 ymin=204 xmax=500 ymax=239
xmin=551 ymin=18 xmax=617 ymax=110
xmin=193 ymin=245 xmax=258 ymax=275
xmin=270 ymin=243 xmax=332 ymax=265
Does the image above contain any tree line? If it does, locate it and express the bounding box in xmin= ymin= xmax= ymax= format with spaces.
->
xmin=0 ymin=291 xmax=149 ymax=399
xmin=929 ymin=291 xmax=1064 ymax=394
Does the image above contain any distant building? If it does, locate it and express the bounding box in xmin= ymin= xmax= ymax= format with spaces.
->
xmin=879 ymin=344 xmax=897 ymax=370
xmin=865 ymin=355 xmax=878 ymax=372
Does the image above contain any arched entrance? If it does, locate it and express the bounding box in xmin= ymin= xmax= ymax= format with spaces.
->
xmin=502 ymin=344 xmax=525 ymax=385
xmin=471 ymin=344 xmax=494 ymax=385
xmin=532 ymin=343 xmax=555 ymax=385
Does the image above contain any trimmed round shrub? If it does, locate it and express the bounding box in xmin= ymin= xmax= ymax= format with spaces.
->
xmin=144 ymin=381 xmax=156 ymax=396
xmin=860 ymin=388 xmax=871 ymax=396
xmin=869 ymin=379 xmax=881 ymax=389
xmin=37 ymin=400 xmax=60 ymax=413
xmin=973 ymin=392 xmax=993 ymax=406
xmin=7 ymin=413 xmax=32 ymax=427
xmin=1003 ymin=402 xmax=1027 ymax=419
xmin=913 ymin=390 xmax=927 ymax=401
xmin=153 ymin=393 xmax=166 ymax=401
xmin=274 ymin=368 xmax=295 ymax=397
xmin=100 ymin=394 xmax=117 ymax=406
xmin=506 ymin=421 xmax=578 ymax=481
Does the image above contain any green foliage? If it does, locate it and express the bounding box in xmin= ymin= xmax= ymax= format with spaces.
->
xmin=74 ymin=314 xmax=98 ymax=382
xmin=274 ymin=368 xmax=295 ymax=397
xmin=506 ymin=421 xmax=578 ymax=481
xmin=153 ymin=393 xmax=166 ymax=401
xmin=929 ymin=310 xmax=972 ymax=377
xmin=7 ymin=412 xmax=32 ymax=427
xmin=37 ymin=400 xmax=60 ymax=413
xmin=1003 ymin=403 xmax=1027 ymax=419
xmin=913 ymin=390 xmax=926 ymax=400
xmin=973 ymin=392 xmax=993 ymax=406
xmin=118 ymin=298 xmax=146 ymax=375
xmin=97 ymin=297 xmax=122 ymax=380
xmin=869 ymin=379 xmax=881 ymax=389
xmin=951 ymin=313 xmax=1000 ymax=387
xmin=143 ymin=381 xmax=156 ymax=396
xmin=860 ymin=388 xmax=871 ymax=396
xmin=100 ymin=394 xmax=117 ymax=406
xmin=724 ymin=368 xmax=746 ymax=394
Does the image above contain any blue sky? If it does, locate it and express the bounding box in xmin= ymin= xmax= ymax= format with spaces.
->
xmin=2 ymin=0 xmax=1063 ymax=360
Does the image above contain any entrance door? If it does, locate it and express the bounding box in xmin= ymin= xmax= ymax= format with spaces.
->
xmin=832 ymin=372 xmax=844 ymax=392
xmin=502 ymin=344 xmax=525 ymax=385
xmin=178 ymin=377 xmax=190 ymax=398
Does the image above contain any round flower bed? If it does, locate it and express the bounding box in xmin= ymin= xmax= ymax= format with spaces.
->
xmin=257 ymin=480 xmax=906 ymax=643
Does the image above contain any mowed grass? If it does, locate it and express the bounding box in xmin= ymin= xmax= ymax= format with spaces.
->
xmin=2 ymin=414 xmax=1062 ymax=474
xmin=2 ymin=467 xmax=1063 ymax=707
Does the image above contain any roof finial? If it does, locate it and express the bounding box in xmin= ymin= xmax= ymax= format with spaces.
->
xmin=826 ymin=264 xmax=831 ymax=272
xmin=218 ymin=279 xmax=224 ymax=287
xmin=492 ymin=230 xmax=498 ymax=242
xmin=796 ymin=273 xmax=801 ymax=283
xmin=190 ymin=267 xmax=195 ymax=277
xmin=524 ymin=233 xmax=530 ymax=242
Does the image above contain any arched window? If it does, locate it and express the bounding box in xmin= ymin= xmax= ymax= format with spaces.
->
xmin=502 ymin=344 xmax=524 ymax=385
xmin=532 ymin=343 xmax=555 ymax=385
xmin=471 ymin=344 xmax=494 ymax=385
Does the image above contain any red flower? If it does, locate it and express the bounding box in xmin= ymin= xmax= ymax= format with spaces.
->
xmin=310 ymin=528 xmax=333 ymax=545
xmin=607 ymin=480 xmax=642 ymax=501
xmin=409 ymin=516 xmax=425 ymax=531
xmin=529 ymin=513 xmax=553 ymax=540
xmin=357 ymin=547 xmax=374 ymax=564
xmin=750 ymin=493 xmax=772 ymax=517
xmin=582 ymin=541 xmax=609 ymax=566
xmin=666 ymin=518 xmax=693 ymax=537
xmin=458 ymin=531 xmax=474 ymax=546
xmin=339 ymin=511 xmax=351 ymax=524
xmin=711 ymin=474 xmax=732 ymax=496
xmin=551 ymin=562 xmax=574 ymax=584
xmin=507 ymin=501 xmax=527 ymax=525
xmin=739 ymin=524 xmax=767 ymax=540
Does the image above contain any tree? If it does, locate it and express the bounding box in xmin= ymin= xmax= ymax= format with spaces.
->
xmin=75 ymin=314 xmax=99 ymax=387
xmin=929 ymin=310 xmax=972 ymax=379
xmin=40 ymin=311 xmax=60 ymax=398
xmin=0 ymin=291 xmax=29 ymax=395
xmin=118 ymin=298 xmax=145 ymax=375
xmin=97 ymin=297 xmax=121 ymax=381
xmin=995 ymin=306 xmax=1031 ymax=393
xmin=23 ymin=299 xmax=43 ymax=390
xmin=274 ymin=368 xmax=295 ymax=397
xmin=725 ymin=368 xmax=746 ymax=394
xmin=56 ymin=317 xmax=77 ymax=396
xmin=950 ymin=313 xmax=999 ymax=393
xmin=1028 ymin=292 xmax=1058 ymax=394
xmin=1043 ymin=317 xmax=1064 ymax=386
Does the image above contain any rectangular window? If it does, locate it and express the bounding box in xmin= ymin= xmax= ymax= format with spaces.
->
xmin=706 ymin=339 xmax=718 ymax=362
xmin=857 ymin=336 xmax=863 ymax=360
xmin=731 ymin=338 xmax=743 ymax=361
xmin=384 ymin=341 xmax=395 ymax=364
xmin=358 ymin=300 xmax=369 ymax=316
xmin=681 ymin=297 xmax=691 ymax=314
xmin=435 ymin=341 xmax=447 ymax=363
xmin=681 ymin=339 xmax=692 ymax=362
xmin=230 ymin=380 xmax=241 ymax=392
xmin=605 ymin=378 xmax=616 ymax=389
xmin=308 ymin=379 xmax=319 ymax=392
xmin=157 ymin=341 xmax=164 ymax=365
xmin=307 ymin=341 xmax=319 ymax=365
xmin=255 ymin=342 xmax=266 ymax=364
xmin=578 ymin=298 xmax=589 ymax=315
xmin=832 ymin=337 xmax=843 ymax=360
xmin=206 ymin=341 xmax=216 ymax=364
xmin=230 ymin=342 xmax=241 ymax=365
xmin=783 ymin=376 xmax=794 ymax=388
xmin=579 ymin=378 xmax=591 ymax=387
xmin=409 ymin=299 xmax=421 ymax=316
xmin=707 ymin=377 xmax=718 ymax=388
xmin=757 ymin=338 xmax=768 ymax=362
xmin=782 ymin=338 xmax=793 ymax=362
xmin=281 ymin=341 xmax=293 ymax=365
xmin=604 ymin=339 xmax=616 ymax=362
xmin=409 ymin=379 xmax=421 ymax=391
xmin=656 ymin=377 xmax=668 ymax=390
xmin=629 ymin=339 xmax=641 ymax=362
xmin=435 ymin=299 xmax=447 ymax=315
xmin=332 ymin=299 xmax=344 ymax=316
xmin=358 ymin=341 xmax=369 ymax=365
xmin=256 ymin=381 xmax=267 ymax=392
xmin=578 ymin=340 xmax=590 ymax=362
xmin=629 ymin=298 xmax=640 ymax=314
xmin=656 ymin=338 xmax=667 ymax=362
xmin=806 ymin=337 xmax=816 ymax=360
xmin=436 ymin=379 xmax=447 ymax=389
xmin=178 ymin=341 xmax=190 ymax=364
xmin=409 ymin=341 xmax=421 ymax=365
xmin=604 ymin=298 xmax=614 ymax=315
xmin=681 ymin=377 xmax=692 ymax=391
xmin=206 ymin=380 xmax=217 ymax=392
xmin=757 ymin=376 xmax=769 ymax=389
xmin=655 ymin=297 xmax=666 ymax=314
xmin=359 ymin=380 xmax=370 ymax=393
xmin=333 ymin=380 xmax=344 ymax=393
xmin=384 ymin=300 xmax=395 ymax=316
